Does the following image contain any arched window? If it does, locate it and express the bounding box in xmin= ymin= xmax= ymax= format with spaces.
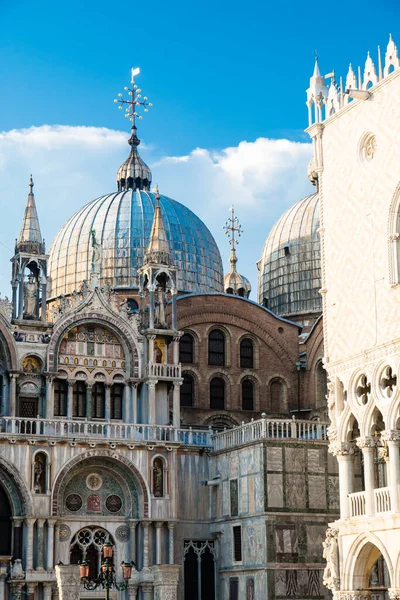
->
xmin=54 ymin=379 xmax=68 ymax=417
xmin=181 ymin=374 xmax=194 ymax=407
xmin=92 ymin=383 xmax=105 ymax=419
xmin=73 ymin=381 xmax=86 ymax=418
xmin=315 ymin=361 xmax=328 ymax=408
xmin=270 ymin=380 xmax=284 ymax=413
xmin=240 ymin=339 xmax=253 ymax=368
xmin=111 ymin=383 xmax=123 ymax=419
xmin=208 ymin=330 xmax=225 ymax=366
xmin=180 ymin=333 xmax=194 ymax=364
xmin=210 ymin=377 xmax=225 ymax=409
xmin=242 ymin=379 xmax=254 ymax=411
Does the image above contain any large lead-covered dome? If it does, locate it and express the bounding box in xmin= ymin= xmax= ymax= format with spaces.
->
xmin=48 ymin=191 xmax=224 ymax=298
xmin=257 ymin=192 xmax=321 ymax=317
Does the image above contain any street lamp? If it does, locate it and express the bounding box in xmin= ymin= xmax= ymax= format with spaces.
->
xmin=79 ymin=539 xmax=135 ymax=599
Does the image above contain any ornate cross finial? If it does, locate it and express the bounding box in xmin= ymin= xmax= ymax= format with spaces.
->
xmin=114 ymin=68 xmax=152 ymax=131
xmin=155 ymin=184 xmax=160 ymax=205
xmin=223 ymin=206 xmax=243 ymax=251
xmin=29 ymin=174 xmax=34 ymax=194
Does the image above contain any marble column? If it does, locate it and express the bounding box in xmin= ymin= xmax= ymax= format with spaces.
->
xmin=41 ymin=281 xmax=47 ymax=322
xmin=11 ymin=284 xmax=17 ymax=319
xmin=105 ymin=384 xmax=111 ymax=420
xmin=27 ymin=583 xmax=37 ymax=600
xmin=45 ymin=376 xmax=54 ymax=419
xmin=149 ymin=286 xmax=155 ymax=329
xmin=47 ymin=518 xmax=55 ymax=571
xmin=384 ymin=431 xmax=400 ymax=513
xmin=330 ymin=442 xmax=355 ymax=519
xmin=172 ymin=382 xmax=182 ymax=429
xmin=142 ymin=522 xmax=150 ymax=569
xmin=9 ymin=373 xmax=17 ymax=418
xmin=129 ymin=520 xmax=137 ymax=566
xmin=11 ymin=583 xmax=23 ymax=600
xmin=36 ymin=518 xmax=46 ymax=570
xmin=18 ymin=277 xmax=24 ymax=319
xmin=168 ymin=522 xmax=175 ymax=565
xmin=130 ymin=382 xmax=138 ymax=424
xmin=171 ymin=290 xmax=177 ymax=330
xmin=86 ymin=384 xmax=93 ymax=420
xmin=155 ymin=521 xmax=163 ymax=565
xmin=172 ymin=335 xmax=179 ymax=365
xmin=13 ymin=517 xmax=23 ymax=558
xmin=67 ymin=381 xmax=74 ymax=419
xmin=357 ymin=436 xmax=377 ymax=516
xmin=128 ymin=584 xmax=139 ymax=600
xmin=142 ymin=584 xmax=153 ymax=600
xmin=25 ymin=517 xmax=36 ymax=571
xmin=43 ymin=583 xmax=53 ymax=600
xmin=147 ymin=381 xmax=157 ymax=425
xmin=54 ymin=522 xmax=60 ymax=565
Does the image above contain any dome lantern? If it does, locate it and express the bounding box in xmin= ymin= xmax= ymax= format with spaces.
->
xmin=223 ymin=206 xmax=251 ymax=298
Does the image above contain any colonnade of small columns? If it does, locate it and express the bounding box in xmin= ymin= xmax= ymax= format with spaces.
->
xmin=331 ymin=431 xmax=400 ymax=518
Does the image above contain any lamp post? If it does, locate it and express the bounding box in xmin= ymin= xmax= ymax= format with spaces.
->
xmin=79 ymin=539 xmax=135 ymax=599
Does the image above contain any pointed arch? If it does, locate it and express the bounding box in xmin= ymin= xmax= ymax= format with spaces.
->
xmin=343 ymin=532 xmax=393 ymax=591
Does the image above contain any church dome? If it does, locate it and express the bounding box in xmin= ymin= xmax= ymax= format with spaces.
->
xmin=257 ymin=192 xmax=321 ymax=317
xmin=48 ymin=191 xmax=224 ymax=298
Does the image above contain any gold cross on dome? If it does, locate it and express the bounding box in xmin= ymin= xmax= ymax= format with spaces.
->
xmin=114 ymin=67 xmax=153 ymax=126
xmin=223 ymin=206 xmax=243 ymax=251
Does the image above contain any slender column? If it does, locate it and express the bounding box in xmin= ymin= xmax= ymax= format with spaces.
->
xmin=9 ymin=373 xmax=17 ymax=417
xmin=128 ymin=584 xmax=139 ymax=600
xmin=142 ymin=521 xmax=150 ymax=569
xmin=41 ymin=281 xmax=47 ymax=322
xmin=171 ymin=289 xmax=177 ymax=330
xmin=13 ymin=517 xmax=23 ymax=558
xmin=43 ymin=583 xmax=53 ymax=600
xmin=105 ymin=384 xmax=111 ymax=420
xmin=148 ymin=335 xmax=155 ymax=366
xmin=155 ymin=522 xmax=163 ymax=565
xmin=86 ymin=384 xmax=93 ymax=420
xmin=383 ymin=431 xmax=400 ymax=513
xmin=54 ymin=522 xmax=60 ymax=565
xmin=11 ymin=583 xmax=23 ymax=600
xmin=129 ymin=520 xmax=137 ymax=566
xmin=168 ymin=522 xmax=175 ymax=565
xmin=26 ymin=584 xmax=37 ymax=600
xmin=147 ymin=381 xmax=157 ymax=425
xmin=122 ymin=382 xmax=129 ymax=422
xmin=45 ymin=376 xmax=54 ymax=419
xmin=131 ymin=382 xmax=138 ymax=424
xmin=67 ymin=381 xmax=74 ymax=419
xmin=18 ymin=277 xmax=24 ymax=319
xmin=11 ymin=284 xmax=17 ymax=319
xmin=330 ymin=442 xmax=355 ymax=519
xmin=36 ymin=518 xmax=46 ymax=570
xmin=357 ymin=437 xmax=376 ymax=516
xmin=25 ymin=517 xmax=36 ymax=571
xmin=47 ymin=519 xmax=55 ymax=571
xmin=142 ymin=584 xmax=153 ymax=600
xmin=172 ymin=382 xmax=182 ymax=429
xmin=149 ymin=285 xmax=155 ymax=329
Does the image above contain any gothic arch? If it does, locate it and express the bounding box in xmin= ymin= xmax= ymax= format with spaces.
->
xmin=387 ymin=181 xmax=400 ymax=284
xmin=51 ymin=449 xmax=150 ymax=518
xmin=344 ymin=532 xmax=393 ymax=591
xmin=0 ymin=456 xmax=33 ymax=516
xmin=47 ymin=313 xmax=140 ymax=377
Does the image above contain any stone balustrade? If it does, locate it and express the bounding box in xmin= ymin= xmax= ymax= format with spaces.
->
xmin=146 ymin=362 xmax=182 ymax=379
xmin=0 ymin=417 xmax=211 ymax=447
xmin=374 ymin=487 xmax=392 ymax=513
xmin=211 ymin=415 xmax=328 ymax=451
xmin=349 ymin=488 xmax=393 ymax=517
xmin=349 ymin=491 xmax=367 ymax=517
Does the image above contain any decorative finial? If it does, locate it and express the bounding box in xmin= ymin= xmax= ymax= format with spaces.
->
xmin=114 ymin=67 xmax=153 ymax=147
xmin=155 ymin=185 xmax=160 ymax=205
xmin=29 ymin=174 xmax=34 ymax=194
xmin=223 ymin=206 xmax=243 ymax=252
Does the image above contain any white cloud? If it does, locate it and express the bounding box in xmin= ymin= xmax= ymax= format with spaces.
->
xmin=0 ymin=125 xmax=313 ymax=298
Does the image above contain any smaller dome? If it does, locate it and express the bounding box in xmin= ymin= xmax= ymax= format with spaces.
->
xmin=116 ymin=126 xmax=152 ymax=192
xmin=224 ymin=249 xmax=251 ymax=298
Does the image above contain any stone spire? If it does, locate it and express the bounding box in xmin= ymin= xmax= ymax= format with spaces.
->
xmin=114 ymin=68 xmax=153 ymax=192
xmin=16 ymin=175 xmax=44 ymax=255
xmin=223 ymin=206 xmax=251 ymax=298
xmin=145 ymin=187 xmax=171 ymax=265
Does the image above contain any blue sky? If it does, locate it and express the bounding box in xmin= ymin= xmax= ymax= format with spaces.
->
xmin=0 ymin=0 xmax=399 ymax=297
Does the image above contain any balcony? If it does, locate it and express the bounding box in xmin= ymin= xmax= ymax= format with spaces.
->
xmin=348 ymin=487 xmax=392 ymax=517
xmin=349 ymin=491 xmax=366 ymax=517
xmin=0 ymin=417 xmax=211 ymax=447
xmin=145 ymin=362 xmax=182 ymax=379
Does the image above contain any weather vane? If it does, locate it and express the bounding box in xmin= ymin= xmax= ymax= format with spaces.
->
xmin=114 ymin=68 xmax=153 ymax=127
xmin=223 ymin=206 xmax=243 ymax=251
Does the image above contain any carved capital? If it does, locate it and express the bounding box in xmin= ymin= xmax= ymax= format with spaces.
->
xmin=67 ymin=380 xmax=75 ymax=387
xmin=381 ymin=430 xmax=400 ymax=444
xmin=167 ymin=521 xmax=176 ymax=531
xmin=356 ymin=436 xmax=377 ymax=450
xmin=155 ymin=521 xmax=164 ymax=529
xmin=147 ymin=380 xmax=158 ymax=389
xmin=329 ymin=442 xmax=356 ymax=456
xmin=388 ymin=589 xmax=400 ymax=600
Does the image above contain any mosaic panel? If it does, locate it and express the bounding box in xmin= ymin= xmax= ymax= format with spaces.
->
xmin=58 ymin=324 xmax=126 ymax=370
xmin=63 ymin=469 xmax=126 ymax=516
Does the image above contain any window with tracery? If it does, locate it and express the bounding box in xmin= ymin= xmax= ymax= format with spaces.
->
xmin=70 ymin=528 xmax=113 ymax=581
xmin=210 ymin=377 xmax=225 ymax=409
xmin=240 ymin=339 xmax=253 ymax=368
xmin=180 ymin=333 xmax=194 ymax=364
xmin=208 ymin=330 xmax=225 ymax=366
xmin=54 ymin=379 xmax=68 ymax=416
xmin=184 ymin=540 xmax=215 ymax=600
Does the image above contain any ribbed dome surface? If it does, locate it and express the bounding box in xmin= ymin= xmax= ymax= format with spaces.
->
xmin=48 ymin=191 xmax=224 ymax=298
xmin=257 ymin=193 xmax=321 ymax=317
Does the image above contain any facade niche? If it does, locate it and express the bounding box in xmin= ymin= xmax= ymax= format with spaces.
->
xmin=33 ymin=452 xmax=47 ymax=494
xmin=152 ymin=456 xmax=166 ymax=497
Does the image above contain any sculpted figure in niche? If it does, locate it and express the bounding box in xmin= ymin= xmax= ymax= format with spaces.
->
xmin=154 ymin=286 xmax=167 ymax=328
xmin=154 ymin=342 xmax=163 ymax=364
xmin=153 ymin=458 xmax=164 ymax=497
xmin=24 ymin=276 xmax=38 ymax=319
xmin=33 ymin=453 xmax=46 ymax=494
xmin=323 ymin=528 xmax=339 ymax=591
